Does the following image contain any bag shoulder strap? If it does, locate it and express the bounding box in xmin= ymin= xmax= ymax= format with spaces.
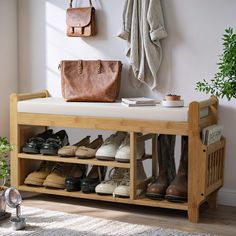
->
xmin=70 ymin=0 xmax=93 ymax=8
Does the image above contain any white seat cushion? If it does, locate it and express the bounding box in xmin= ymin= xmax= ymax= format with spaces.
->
xmin=17 ymin=97 xmax=190 ymax=122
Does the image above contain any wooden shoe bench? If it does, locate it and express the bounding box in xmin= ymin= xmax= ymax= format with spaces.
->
xmin=10 ymin=90 xmax=225 ymax=223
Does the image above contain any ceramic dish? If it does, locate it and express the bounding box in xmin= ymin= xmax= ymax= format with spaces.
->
xmin=161 ymin=99 xmax=184 ymax=107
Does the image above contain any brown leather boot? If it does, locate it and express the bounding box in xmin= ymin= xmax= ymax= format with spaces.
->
xmin=146 ymin=135 xmax=176 ymax=200
xmin=166 ymin=136 xmax=188 ymax=202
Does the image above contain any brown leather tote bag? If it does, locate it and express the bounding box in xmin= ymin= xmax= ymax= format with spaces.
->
xmin=66 ymin=0 xmax=96 ymax=37
xmin=60 ymin=60 xmax=122 ymax=102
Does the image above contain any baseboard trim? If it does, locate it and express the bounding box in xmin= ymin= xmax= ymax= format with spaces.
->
xmin=218 ymin=188 xmax=236 ymax=206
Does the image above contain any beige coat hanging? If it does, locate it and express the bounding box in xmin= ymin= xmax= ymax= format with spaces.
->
xmin=118 ymin=0 xmax=167 ymax=90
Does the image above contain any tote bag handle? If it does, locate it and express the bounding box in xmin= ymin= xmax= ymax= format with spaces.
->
xmin=70 ymin=0 xmax=93 ymax=8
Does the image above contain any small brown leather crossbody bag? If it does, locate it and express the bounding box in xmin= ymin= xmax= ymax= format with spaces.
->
xmin=60 ymin=60 xmax=122 ymax=102
xmin=66 ymin=0 xmax=96 ymax=37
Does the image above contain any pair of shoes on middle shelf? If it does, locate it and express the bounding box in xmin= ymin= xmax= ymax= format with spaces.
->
xmin=24 ymin=160 xmax=107 ymax=192
xmin=95 ymin=131 xmax=145 ymax=162
xmin=95 ymin=161 xmax=147 ymax=197
xmin=58 ymin=135 xmax=103 ymax=158
xmin=22 ymin=129 xmax=69 ymax=156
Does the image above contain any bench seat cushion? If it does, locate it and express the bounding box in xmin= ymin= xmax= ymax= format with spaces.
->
xmin=17 ymin=97 xmax=190 ymax=122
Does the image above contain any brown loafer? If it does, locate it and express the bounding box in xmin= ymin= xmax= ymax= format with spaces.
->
xmin=76 ymin=135 xmax=103 ymax=159
xmin=58 ymin=136 xmax=90 ymax=157
xmin=43 ymin=163 xmax=73 ymax=189
xmin=24 ymin=161 xmax=53 ymax=186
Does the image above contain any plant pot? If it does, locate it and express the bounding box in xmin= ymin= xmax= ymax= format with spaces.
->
xmin=165 ymin=95 xmax=181 ymax=101
xmin=0 ymin=188 xmax=6 ymax=215
xmin=0 ymin=178 xmax=6 ymax=187
xmin=0 ymin=178 xmax=6 ymax=215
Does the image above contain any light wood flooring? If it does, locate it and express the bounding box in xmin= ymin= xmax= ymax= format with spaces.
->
xmin=22 ymin=194 xmax=236 ymax=236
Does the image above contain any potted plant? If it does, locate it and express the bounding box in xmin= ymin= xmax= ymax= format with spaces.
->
xmin=196 ymin=28 xmax=236 ymax=100
xmin=0 ymin=137 xmax=13 ymax=217
xmin=0 ymin=137 xmax=13 ymax=188
xmin=165 ymin=94 xmax=181 ymax=101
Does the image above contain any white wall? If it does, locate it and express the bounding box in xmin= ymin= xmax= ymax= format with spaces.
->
xmin=18 ymin=0 xmax=236 ymax=206
xmin=0 ymin=0 xmax=18 ymax=139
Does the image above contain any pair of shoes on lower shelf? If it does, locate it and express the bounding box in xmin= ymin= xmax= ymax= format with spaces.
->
xmin=146 ymin=135 xmax=188 ymax=203
xmin=22 ymin=129 xmax=69 ymax=155
xmin=78 ymin=166 xmax=107 ymax=193
xmin=58 ymin=135 xmax=103 ymax=159
xmin=95 ymin=132 xmax=145 ymax=162
xmin=24 ymin=161 xmax=107 ymax=191
xmin=95 ymin=161 xmax=147 ymax=197
xmin=146 ymin=171 xmax=188 ymax=203
xmin=24 ymin=161 xmax=72 ymax=189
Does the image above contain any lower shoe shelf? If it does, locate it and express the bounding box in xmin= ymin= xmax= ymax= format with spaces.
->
xmin=18 ymin=185 xmax=188 ymax=211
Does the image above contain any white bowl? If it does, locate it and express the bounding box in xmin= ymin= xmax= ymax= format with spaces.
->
xmin=161 ymin=99 xmax=184 ymax=107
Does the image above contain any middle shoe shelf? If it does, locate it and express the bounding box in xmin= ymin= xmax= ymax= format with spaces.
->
xmin=18 ymin=153 xmax=132 ymax=168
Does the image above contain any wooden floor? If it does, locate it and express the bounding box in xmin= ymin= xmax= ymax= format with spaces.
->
xmin=22 ymin=194 xmax=236 ymax=236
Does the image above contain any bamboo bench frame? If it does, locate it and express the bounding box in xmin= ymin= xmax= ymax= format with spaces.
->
xmin=10 ymin=90 xmax=225 ymax=223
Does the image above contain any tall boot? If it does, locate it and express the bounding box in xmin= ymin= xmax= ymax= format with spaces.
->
xmin=166 ymin=136 xmax=188 ymax=202
xmin=146 ymin=134 xmax=176 ymax=200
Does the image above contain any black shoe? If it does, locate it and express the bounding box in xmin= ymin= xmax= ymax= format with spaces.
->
xmin=22 ymin=129 xmax=53 ymax=154
xmin=65 ymin=164 xmax=87 ymax=192
xmin=40 ymin=130 xmax=69 ymax=155
xmin=81 ymin=166 xmax=107 ymax=193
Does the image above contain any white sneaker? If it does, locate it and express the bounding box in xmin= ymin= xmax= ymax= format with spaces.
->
xmin=95 ymin=168 xmax=127 ymax=195
xmin=114 ymin=161 xmax=147 ymax=197
xmin=96 ymin=132 xmax=127 ymax=161
xmin=115 ymin=134 xmax=145 ymax=162
xmin=113 ymin=169 xmax=130 ymax=197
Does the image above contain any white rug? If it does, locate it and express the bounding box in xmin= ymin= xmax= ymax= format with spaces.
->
xmin=0 ymin=206 xmax=214 ymax=236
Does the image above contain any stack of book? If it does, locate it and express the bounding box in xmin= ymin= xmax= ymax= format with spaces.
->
xmin=121 ymin=97 xmax=159 ymax=107
xmin=202 ymin=124 xmax=223 ymax=145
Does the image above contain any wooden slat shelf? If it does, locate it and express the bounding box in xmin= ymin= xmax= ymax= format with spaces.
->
xmin=18 ymin=185 xmax=188 ymax=211
xmin=18 ymin=153 xmax=130 ymax=169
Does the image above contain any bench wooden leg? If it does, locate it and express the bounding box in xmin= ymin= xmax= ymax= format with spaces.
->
xmin=207 ymin=191 xmax=218 ymax=209
xmin=188 ymin=206 xmax=199 ymax=223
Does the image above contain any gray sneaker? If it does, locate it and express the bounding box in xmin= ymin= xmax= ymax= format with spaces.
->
xmin=114 ymin=161 xmax=147 ymax=197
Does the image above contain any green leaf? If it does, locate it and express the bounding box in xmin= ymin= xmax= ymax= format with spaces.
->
xmin=196 ymin=28 xmax=236 ymax=101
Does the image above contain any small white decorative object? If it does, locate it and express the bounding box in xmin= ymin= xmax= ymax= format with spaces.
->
xmin=162 ymin=94 xmax=184 ymax=107
xmin=161 ymin=100 xmax=184 ymax=107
